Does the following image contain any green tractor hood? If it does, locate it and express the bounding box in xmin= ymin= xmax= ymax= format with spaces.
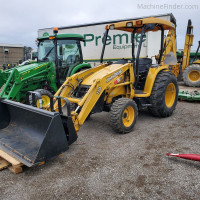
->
xmin=0 ymin=62 xmax=57 ymax=101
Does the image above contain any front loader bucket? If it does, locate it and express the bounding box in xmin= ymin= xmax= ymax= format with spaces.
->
xmin=0 ymin=99 xmax=77 ymax=167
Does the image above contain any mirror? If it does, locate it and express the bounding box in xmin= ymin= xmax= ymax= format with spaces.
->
xmin=164 ymin=52 xmax=177 ymax=65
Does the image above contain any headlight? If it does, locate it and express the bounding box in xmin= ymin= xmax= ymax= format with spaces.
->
xmin=109 ymin=25 xmax=115 ymax=30
xmin=126 ymin=22 xmax=133 ymax=27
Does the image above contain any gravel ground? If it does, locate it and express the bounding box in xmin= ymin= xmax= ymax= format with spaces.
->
xmin=0 ymin=85 xmax=200 ymax=199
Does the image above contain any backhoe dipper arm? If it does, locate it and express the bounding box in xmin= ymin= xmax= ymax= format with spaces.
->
xmin=182 ymin=19 xmax=194 ymax=71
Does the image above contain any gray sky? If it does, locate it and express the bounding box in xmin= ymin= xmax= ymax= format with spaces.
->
xmin=0 ymin=0 xmax=199 ymax=50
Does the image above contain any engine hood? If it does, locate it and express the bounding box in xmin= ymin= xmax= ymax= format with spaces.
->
xmin=81 ymin=64 xmax=124 ymax=86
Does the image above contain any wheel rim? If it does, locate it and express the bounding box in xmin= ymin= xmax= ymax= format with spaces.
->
xmin=188 ymin=70 xmax=200 ymax=82
xmin=36 ymin=95 xmax=50 ymax=108
xmin=122 ymin=106 xmax=135 ymax=127
xmin=165 ymin=83 xmax=176 ymax=108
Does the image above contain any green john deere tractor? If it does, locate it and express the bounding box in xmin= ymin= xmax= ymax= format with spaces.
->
xmin=0 ymin=28 xmax=91 ymax=106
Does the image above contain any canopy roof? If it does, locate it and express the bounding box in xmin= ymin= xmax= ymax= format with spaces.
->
xmin=105 ymin=17 xmax=175 ymax=33
xmin=38 ymin=34 xmax=84 ymax=40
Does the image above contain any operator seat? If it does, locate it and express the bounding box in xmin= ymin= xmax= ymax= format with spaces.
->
xmin=114 ymin=59 xmax=129 ymax=65
xmin=138 ymin=58 xmax=152 ymax=73
xmin=137 ymin=58 xmax=152 ymax=90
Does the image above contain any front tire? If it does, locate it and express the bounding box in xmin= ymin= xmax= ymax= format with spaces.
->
xmin=29 ymin=89 xmax=53 ymax=109
xmin=109 ymin=98 xmax=138 ymax=134
xmin=183 ymin=64 xmax=200 ymax=87
xmin=149 ymin=71 xmax=178 ymax=117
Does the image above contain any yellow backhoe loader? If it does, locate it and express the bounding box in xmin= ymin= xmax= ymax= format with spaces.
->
xmin=0 ymin=17 xmax=179 ymax=172
xmin=181 ymin=19 xmax=200 ymax=87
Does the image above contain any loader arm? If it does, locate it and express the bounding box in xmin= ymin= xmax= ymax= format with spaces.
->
xmin=53 ymin=63 xmax=135 ymax=132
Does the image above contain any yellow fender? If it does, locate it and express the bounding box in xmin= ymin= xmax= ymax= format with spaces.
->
xmin=134 ymin=65 xmax=169 ymax=97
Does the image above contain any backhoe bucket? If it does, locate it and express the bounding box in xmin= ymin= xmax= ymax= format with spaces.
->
xmin=0 ymin=99 xmax=77 ymax=167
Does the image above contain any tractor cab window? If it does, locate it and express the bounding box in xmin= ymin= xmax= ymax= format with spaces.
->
xmin=38 ymin=38 xmax=82 ymax=83
xmin=57 ymin=40 xmax=82 ymax=67
xmin=57 ymin=39 xmax=82 ymax=82
xmin=38 ymin=40 xmax=55 ymax=62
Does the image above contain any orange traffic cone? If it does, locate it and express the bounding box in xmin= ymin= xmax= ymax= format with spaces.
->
xmin=167 ymin=153 xmax=200 ymax=161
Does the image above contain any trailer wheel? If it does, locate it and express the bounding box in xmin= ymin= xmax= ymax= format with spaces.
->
xmin=149 ymin=71 xmax=178 ymax=117
xmin=183 ymin=64 xmax=200 ymax=87
xmin=109 ymin=98 xmax=138 ymax=134
xmin=29 ymin=89 xmax=53 ymax=109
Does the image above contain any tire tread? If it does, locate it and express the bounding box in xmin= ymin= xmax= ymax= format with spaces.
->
xmin=183 ymin=64 xmax=200 ymax=87
xmin=110 ymin=98 xmax=138 ymax=134
xmin=149 ymin=71 xmax=178 ymax=117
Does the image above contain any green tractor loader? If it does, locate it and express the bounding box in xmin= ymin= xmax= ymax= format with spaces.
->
xmin=0 ymin=28 xmax=91 ymax=106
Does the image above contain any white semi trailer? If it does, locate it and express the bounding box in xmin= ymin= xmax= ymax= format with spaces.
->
xmin=38 ymin=13 xmax=176 ymax=66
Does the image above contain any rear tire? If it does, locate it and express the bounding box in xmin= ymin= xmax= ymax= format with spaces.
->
xmin=109 ymin=98 xmax=138 ymax=134
xmin=149 ymin=71 xmax=178 ymax=117
xmin=183 ymin=64 xmax=200 ymax=87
